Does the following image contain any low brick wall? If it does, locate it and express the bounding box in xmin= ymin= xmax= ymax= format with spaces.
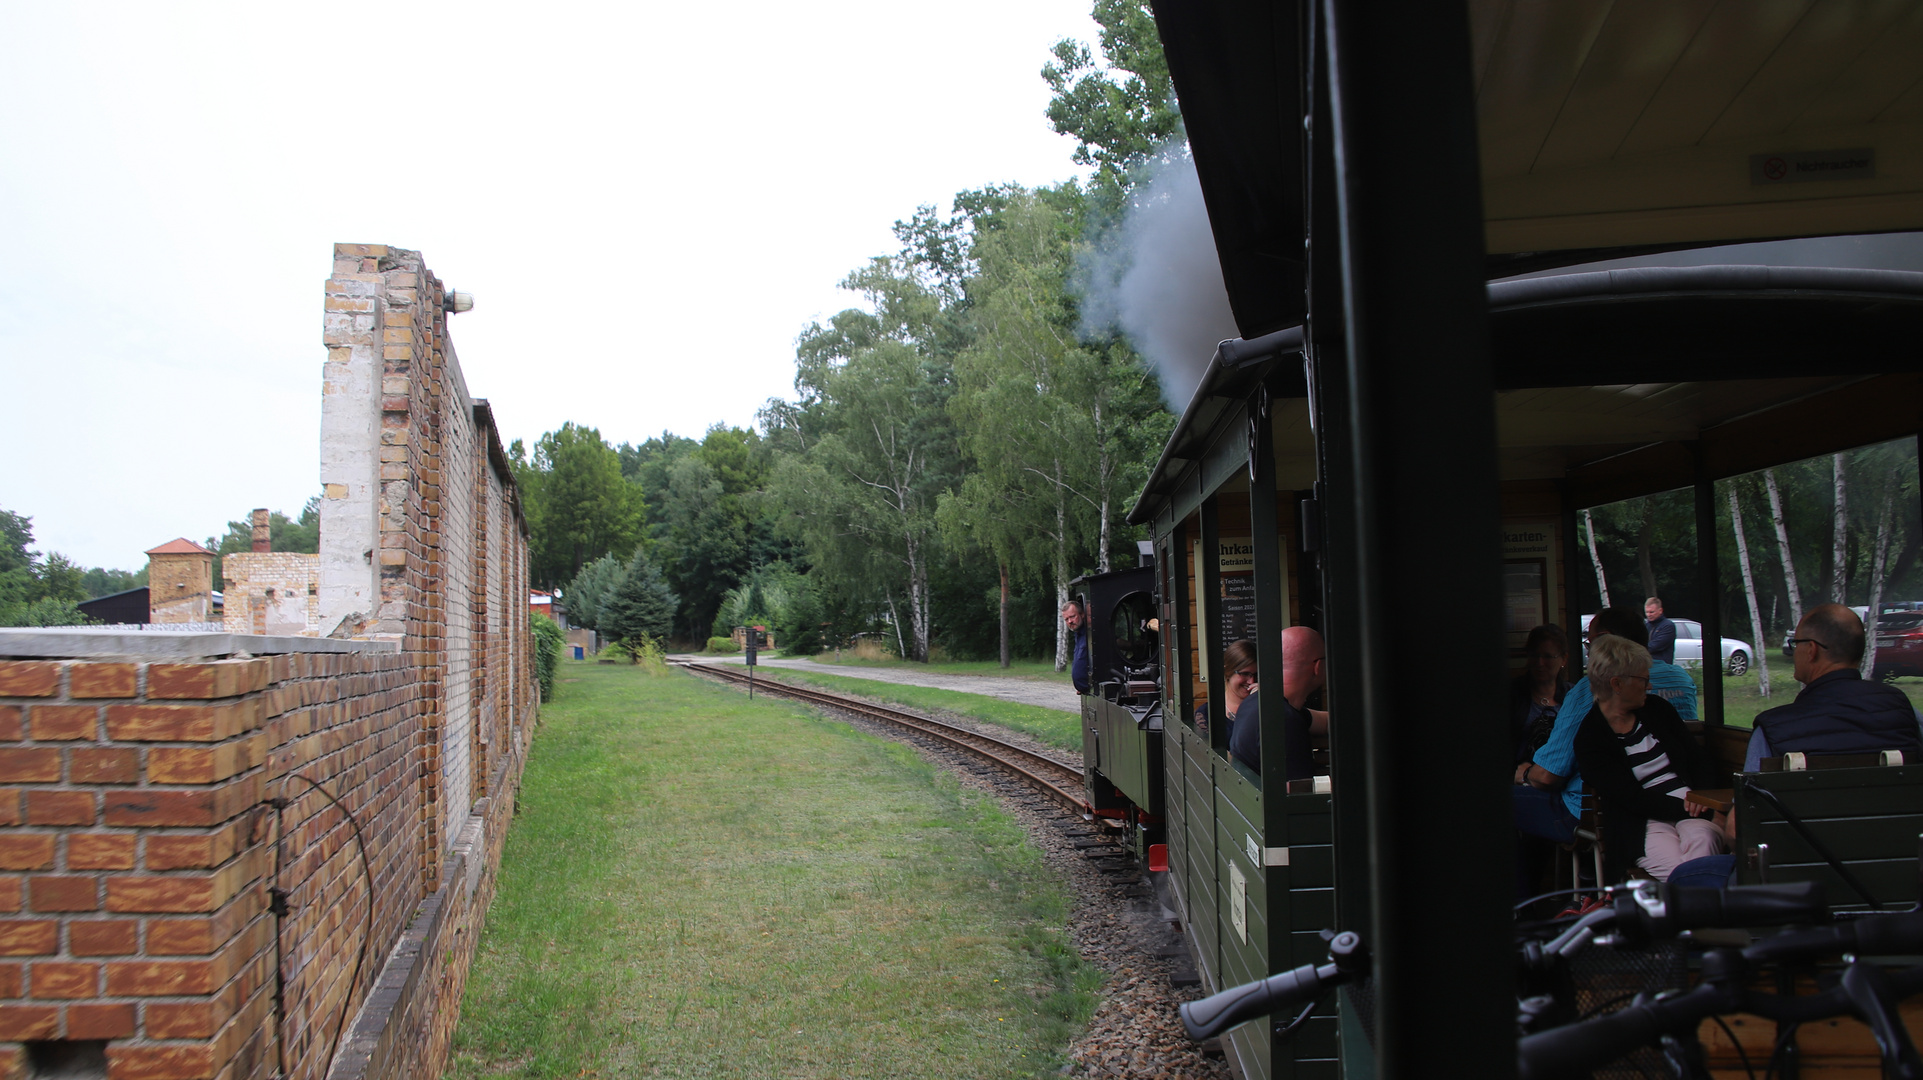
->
xmin=0 ymin=631 xmax=533 ymax=1080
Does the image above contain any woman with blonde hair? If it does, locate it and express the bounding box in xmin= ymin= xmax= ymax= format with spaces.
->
xmin=1574 ymin=634 xmax=1723 ymax=882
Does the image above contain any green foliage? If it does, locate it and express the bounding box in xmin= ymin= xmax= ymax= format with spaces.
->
xmin=513 ymin=423 xmax=647 ymax=589
xmin=610 ymin=633 xmax=671 ymax=674
xmin=561 ymin=553 xmax=628 ymax=633
xmin=601 ymin=550 xmax=678 ymax=644
xmin=703 ymin=635 xmax=741 ymax=654
xmin=80 ymin=566 xmax=144 ymax=599
xmin=213 ymin=498 xmax=321 ymax=557
xmin=1041 ymin=0 xmax=1181 ymax=186
xmin=530 ymin=613 xmax=566 ymax=703
xmin=0 ymin=506 xmax=93 ymax=627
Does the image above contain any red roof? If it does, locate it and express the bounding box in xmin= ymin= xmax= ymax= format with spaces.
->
xmin=145 ymin=538 xmax=214 ymax=555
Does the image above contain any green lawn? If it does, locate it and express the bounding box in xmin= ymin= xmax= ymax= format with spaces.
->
xmin=1703 ymin=667 xmax=1923 ymax=729
xmin=742 ymin=668 xmax=1083 ymax=753
xmin=448 ymin=660 xmax=1097 ymax=1080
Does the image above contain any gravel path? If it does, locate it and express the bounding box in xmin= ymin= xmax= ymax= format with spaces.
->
xmin=696 ymin=655 xmax=1084 ymax=713
xmin=687 ymin=669 xmax=1230 ymax=1079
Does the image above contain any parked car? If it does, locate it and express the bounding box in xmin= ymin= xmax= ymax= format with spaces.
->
xmin=1782 ymin=605 xmax=1876 ymax=658
xmin=1870 ymin=611 xmax=1923 ymax=681
xmin=1578 ymin=615 xmax=1753 ymax=675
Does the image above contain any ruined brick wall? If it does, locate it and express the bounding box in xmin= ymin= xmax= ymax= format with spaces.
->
xmin=0 ymin=242 xmax=537 ymax=1080
xmin=220 ymin=555 xmax=321 ymax=637
xmin=148 ymin=554 xmax=215 ymax=626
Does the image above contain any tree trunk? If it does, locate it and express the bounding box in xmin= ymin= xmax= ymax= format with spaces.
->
xmin=1832 ymin=452 xmax=1850 ymax=603
xmin=1763 ymin=468 xmax=1804 ymax=633
xmin=1584 ymin=508 xmax=1610 ymax=608
xmin=1053 ymin=460 xmax=1072 ymax=673
xmin=1637 ymin=498 xmax=1657 ymax=602
xmin=1728 ymin=487 xmax=1771 ymax=698
xmin=999 ymin=560 xmax=1010 ymax=669
xmin=1861 ymin=475 xmax=1899 ymax=678
xmin=887 ymin=593 xmax=906 ymax=660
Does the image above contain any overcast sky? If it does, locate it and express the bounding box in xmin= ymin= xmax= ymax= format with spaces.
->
xmin=0 ymin=2 xmax=1101 ymax=571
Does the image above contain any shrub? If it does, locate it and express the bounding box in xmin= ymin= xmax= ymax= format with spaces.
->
xmin=705 ymin=636 xmax=740 ymax=653
xmin=602 ymin=551 xmax=677 ymax=642
xmin=612 ymin=633 xmax=672 ymax=676
xmin=531 ymin=613 xmax=566 ymax=702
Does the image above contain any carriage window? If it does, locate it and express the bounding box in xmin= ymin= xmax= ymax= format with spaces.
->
xmin=1712 ymin=438 xmax=1923 ymax=734
xmin=1110 ymin=591 xmax=1158 ymax=672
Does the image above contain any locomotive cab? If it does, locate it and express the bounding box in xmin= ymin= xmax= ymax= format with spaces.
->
xmin=1074 ymin=561 xmax=1165 ymax=862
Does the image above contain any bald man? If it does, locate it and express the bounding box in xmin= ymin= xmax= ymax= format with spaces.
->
xmin=1745 ymin=603 xmax=1923 ymax=770
xmin=1229 ymin=625 xmax=1329 ymax=780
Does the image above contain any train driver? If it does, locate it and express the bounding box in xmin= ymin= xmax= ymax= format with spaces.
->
xmin=1062 ymin=599 xmax=1090 ymax=694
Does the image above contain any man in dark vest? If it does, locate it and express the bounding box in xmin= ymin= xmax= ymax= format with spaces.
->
xmin=1744 ymin=603 xmax=1923 ymax=770
xmin=1645 ymin=596 xmax=1677 ymax=665
xmin=1062 ymin=599 xmax=1090 ymax=694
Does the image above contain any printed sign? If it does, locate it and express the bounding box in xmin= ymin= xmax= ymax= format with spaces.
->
xmin=1501 ymin=523 xmax=1558 ymax=652
xmin=1751 ymin=148 xmax=1875 ymax=185
xmin=1218 ymin=537 xmax=1254 ymax=572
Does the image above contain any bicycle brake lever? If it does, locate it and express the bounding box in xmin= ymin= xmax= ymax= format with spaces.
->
xmin=1840 ymin=962 xmax=1923 ymax=1080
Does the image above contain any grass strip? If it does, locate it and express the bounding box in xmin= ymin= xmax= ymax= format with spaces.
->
xmin=742 ymin=668 xmax=1082 ymax=753
xmin=448 ymin=660 xmax=1098 ymax=1079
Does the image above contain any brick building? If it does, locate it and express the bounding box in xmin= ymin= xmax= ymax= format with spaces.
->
xmin=0 ymin=245 xmax=536 ymax=1080
xmin=222 ymin=514 xmax=321 ymax=639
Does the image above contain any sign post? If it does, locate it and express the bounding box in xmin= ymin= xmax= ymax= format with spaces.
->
xmin=745 ymin=638 xmax=757 ymax=698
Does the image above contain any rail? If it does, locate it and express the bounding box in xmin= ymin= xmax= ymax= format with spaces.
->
xmin=674 ymin=661 xmax=1088 ymax=813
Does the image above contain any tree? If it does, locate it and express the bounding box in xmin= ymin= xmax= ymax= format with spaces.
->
xmin=601 ymin=549 xmax=677 ymax=644
xmin=1728 ymin=485 xmax=1773 ymax=697
xmin=1763 ymin=469 xmax=1804 ymax=632
xmin=213 ymin=498 xmax=321 ymax=557
xmin=765 ymin=258 xmax=961 ymax=662
xmin=0 ymin=506 xmax=88 ymax=627
xmin=1583 ymin=509 xmax=1610 ymax=608
xmin=653 ymin=453 xmax=749 ymax=641
xmin=1831 ymin=452 xmax=1850 ymax=604
xmin=562 ymin=553 xmax=629 ymax=634
xmin=1042 ymin=0 xmax=1181 ymax=185
xmin=513 ymin=423 xmax=647 ymax=589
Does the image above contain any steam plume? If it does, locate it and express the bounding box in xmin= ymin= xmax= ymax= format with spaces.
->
xmin=1078 ymin=151 xmax=1237 ymax=410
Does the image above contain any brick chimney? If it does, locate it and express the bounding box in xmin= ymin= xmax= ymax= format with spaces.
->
xmin=251 ymin=507 xmax=272 ymax=552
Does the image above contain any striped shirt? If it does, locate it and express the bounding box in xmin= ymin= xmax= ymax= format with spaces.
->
xmin=1614 ymin=718 xmax=1688 ymax=803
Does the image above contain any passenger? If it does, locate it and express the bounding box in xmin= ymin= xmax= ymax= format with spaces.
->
xmin=1645 ymin=596 xmax=1677 ymax=665
xmin=1063 ymin=599 xmax=1090 ymax=694
xmin=1672 ymin=603 xmax=1923 ymax=890
xmin=1745 ymin=603 xmax=1923 ymax=769
xmin=1574 ymin=635 xmax=1723 ymax=882
xmin=1197 ymin=638 xmax=1258 ymax=738
xmin=1513 ymin=606 xmax=1693 ymax=894
xmin=1229 ymin=626 xmax=1327 ymax=781
xmin=1511 ymin=624 xmax=1570 ymax=766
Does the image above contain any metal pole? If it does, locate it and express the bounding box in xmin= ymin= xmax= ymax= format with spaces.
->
xmin=1320 ymin=0 xmax=1514 ymax=1073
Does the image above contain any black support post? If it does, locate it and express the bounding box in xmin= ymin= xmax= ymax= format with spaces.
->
xmin=1201 ymin=497 xmax=1228 ymax=757
xmin=1321 ymin=0 xmax=1514 ymax=1074
xmin=1695 ymin=445 xmax=1725 ymax=726
xmin=1249 ymin=389 xmax=1290 ymax=790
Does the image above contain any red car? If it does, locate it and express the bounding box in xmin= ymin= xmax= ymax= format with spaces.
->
xmin=1870 ymin=611 xmax=1923 ymax=681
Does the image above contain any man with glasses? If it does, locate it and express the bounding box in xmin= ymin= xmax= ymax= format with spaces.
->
xmin=1744 ymin=603 xmax=1923 ymax=770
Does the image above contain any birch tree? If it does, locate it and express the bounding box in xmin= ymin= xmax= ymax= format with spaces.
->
xmin=1763 ymin=468 xmax=1804 ymax=632
xmin=1728 ymin=486 xmax=1772 ymax=697
xmin=1584 ymin=508 xmax=1609 ymax=609
xmin=1831 ymin=452 xmax=1851 ymax=603
xmin=1862 ymin=476 xmax=1899 ymax=677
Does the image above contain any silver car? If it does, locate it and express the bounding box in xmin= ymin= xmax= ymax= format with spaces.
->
xmin=1580 ymin=615 xmax=1753 ymax=675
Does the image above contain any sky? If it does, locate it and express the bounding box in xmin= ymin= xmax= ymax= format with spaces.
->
xmin=0 ymin=2 xmax=1102 ymax=571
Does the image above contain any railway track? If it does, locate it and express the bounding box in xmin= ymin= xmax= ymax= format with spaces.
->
xmin=674 ymin=660 xmax=1088 ymax=814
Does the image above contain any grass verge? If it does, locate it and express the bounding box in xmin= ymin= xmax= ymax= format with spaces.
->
xmin=743 ymin=668 xmax=1082 ymax=753
xmin=1711 ymin=668 xmax=1923 ymax=729
xmin=447 ymin=660 xmax=1098 ymax=1079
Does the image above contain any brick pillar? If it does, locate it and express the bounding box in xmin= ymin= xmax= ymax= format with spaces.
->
xmin=249 ymin=511 xmax=270 ymax=554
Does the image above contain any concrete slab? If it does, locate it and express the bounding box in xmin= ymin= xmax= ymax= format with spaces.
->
xmin=0 ymin=627 xmax=399 ymax=659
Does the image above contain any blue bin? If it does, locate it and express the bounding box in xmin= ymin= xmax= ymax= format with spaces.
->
xmin=571 ymin=645 xmax=584 ymax=660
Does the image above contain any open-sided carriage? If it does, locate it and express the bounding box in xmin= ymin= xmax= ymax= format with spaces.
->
xmin=1086 ymin=1 xmax=1923 ymax=1076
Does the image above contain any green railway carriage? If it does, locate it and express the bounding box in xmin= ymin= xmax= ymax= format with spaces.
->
xmin=1091 ymin=1 xmax=1923 ymax=1077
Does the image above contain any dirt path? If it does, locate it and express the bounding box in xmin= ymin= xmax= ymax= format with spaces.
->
xmin=691 ymin=654 xmax=1081 ymax=713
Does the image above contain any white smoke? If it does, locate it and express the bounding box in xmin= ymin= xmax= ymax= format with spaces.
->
xmin=1078 ymin=152 xmax=1239 ymax=410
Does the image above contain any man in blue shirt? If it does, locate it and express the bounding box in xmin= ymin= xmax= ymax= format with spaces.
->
xmin=1513 ymin=605 xmax=1697 ymax=894
xmin=1063 ymin=599 xmax=1090 ymax=694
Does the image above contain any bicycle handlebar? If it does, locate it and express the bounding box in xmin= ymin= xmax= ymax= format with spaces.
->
xmin=1178 ymin=930 xmax=1368 ymax=1041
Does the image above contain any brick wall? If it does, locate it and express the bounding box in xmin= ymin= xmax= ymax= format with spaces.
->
xmin=220 ymin=555 xmax=321 ymax=638
xmin=0 ymin=242 xmax=537 ymax=1080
